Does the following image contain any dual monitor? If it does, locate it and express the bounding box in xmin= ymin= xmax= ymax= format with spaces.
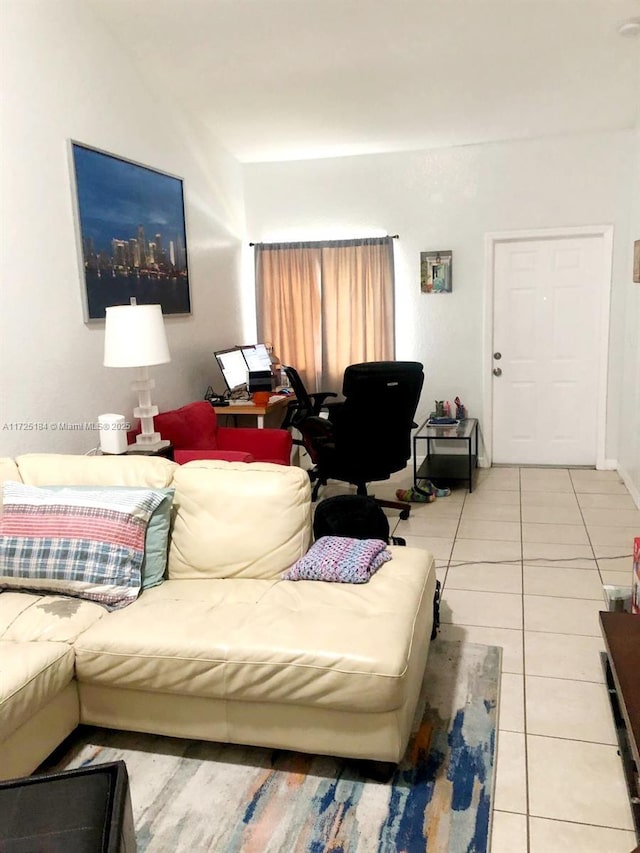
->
xmin=214 ymin=343 xmax=273 ymax=393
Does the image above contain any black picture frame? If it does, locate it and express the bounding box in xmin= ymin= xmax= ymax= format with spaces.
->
xmin=70 ymin=141 xmax=191 ymax=321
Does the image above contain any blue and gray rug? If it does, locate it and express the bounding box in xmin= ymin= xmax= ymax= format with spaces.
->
xmin=54 ymin=640 xmax=500 ymax=852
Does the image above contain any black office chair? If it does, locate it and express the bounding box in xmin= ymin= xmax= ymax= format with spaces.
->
xmin=279 ymin=366 xmax=339 ymax=432
xmin=297 ymin=361 xmax=424 ymax=519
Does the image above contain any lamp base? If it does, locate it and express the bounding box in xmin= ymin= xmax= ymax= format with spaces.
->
xmin=129 ymin=437 xmax=171 ymax=453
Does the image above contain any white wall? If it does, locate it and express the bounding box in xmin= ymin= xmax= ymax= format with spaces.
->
xmin=616 ymin=130 xmax=640 ymax=505
xmin=244 ymin=130 xmax=636 ymax=481
xmin=0 ymin=0 xmax=246 ymax=457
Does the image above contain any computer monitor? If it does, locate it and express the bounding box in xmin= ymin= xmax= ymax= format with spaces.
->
xmin=241 ymin=343 xmax=273 ymax=373
xmin=214 ymin=347 xmax=249 ymax=392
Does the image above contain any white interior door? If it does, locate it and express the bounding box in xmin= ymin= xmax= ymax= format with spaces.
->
xmin=492 ymin=233 xmax=608 ymax=466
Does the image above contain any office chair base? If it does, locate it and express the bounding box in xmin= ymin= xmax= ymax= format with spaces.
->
xmin=373 ymin=497 xmax=412 ymax=520
xmin=311 ymin=477 xmax=412 ymax=518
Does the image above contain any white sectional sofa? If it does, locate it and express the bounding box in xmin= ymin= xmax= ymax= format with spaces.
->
xmin=0 ymin=454 xmax=436 ymax=781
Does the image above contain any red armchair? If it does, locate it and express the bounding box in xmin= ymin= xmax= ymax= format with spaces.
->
xmin=131 ymin=401 xmax=292 ymax=466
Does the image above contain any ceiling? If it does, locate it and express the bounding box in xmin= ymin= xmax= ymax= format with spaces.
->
xmin=87 ymin=0 xmax=640 ymax=163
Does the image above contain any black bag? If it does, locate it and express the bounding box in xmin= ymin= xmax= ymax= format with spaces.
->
xmin=313 ymin=495 xmax=391 ymax=542
xmin=313 ymin=494 xmax=440 ymax=639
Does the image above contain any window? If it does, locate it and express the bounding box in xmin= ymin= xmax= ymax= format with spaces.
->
xmin=255 ymin=236 xmax=395 ymax=391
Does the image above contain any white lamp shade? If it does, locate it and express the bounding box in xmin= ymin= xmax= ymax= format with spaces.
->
xmin=103 ymin=303 xmax=171 ymax=367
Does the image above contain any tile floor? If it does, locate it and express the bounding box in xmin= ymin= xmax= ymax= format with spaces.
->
xmin=321 ymin=464 xmax=640 ymax=853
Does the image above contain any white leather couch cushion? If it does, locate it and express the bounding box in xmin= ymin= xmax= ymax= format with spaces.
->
xmin=14 ymin=453 xmax=176 ymax=489
xmin=0 ymin=592 xmax=107 ymax=643
xmin=0 ymin=640 xmax=75 ymax=741
xmin=168 ymin=460 xmax=312 ymax=579
xmin=74 ymin=546 xmax=434 ymax=714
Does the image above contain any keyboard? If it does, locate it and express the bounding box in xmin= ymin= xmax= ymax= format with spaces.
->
xmin=228 ymin=400 xmax=253 ymax=406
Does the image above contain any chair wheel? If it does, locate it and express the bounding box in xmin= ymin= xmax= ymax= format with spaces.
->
xmin=399 ymin=509 xmax=410 ymax=520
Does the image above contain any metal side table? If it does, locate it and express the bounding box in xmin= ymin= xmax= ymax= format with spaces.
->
xmin=413 ymin=417 xmax=479 ymax=493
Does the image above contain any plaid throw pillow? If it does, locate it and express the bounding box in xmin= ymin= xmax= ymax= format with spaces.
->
xmin=0 ymin=482 xmax=166 ymax=608
xmin=282 ymin=535 xmax=392 ymax=584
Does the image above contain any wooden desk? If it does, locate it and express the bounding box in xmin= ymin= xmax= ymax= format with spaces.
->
xmin=212 ymin=395 xmax=293 ymax=428
xmin=600 ymin=611 xmax=640 ymax=840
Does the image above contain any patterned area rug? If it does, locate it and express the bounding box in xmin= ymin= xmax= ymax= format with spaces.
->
xmin=52 ymin=640 xmax=500 ymax=852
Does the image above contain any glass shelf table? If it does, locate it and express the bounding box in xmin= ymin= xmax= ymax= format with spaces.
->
xmin=413 ymin=417 xmax=479 ymax=493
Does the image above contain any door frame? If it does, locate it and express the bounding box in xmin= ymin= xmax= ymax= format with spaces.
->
xmin=482 ymin=224 xmax=614 ymax=469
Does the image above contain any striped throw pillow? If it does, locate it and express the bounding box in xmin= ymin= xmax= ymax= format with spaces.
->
xmin=0 ymin=482 xmax=166 ymax=608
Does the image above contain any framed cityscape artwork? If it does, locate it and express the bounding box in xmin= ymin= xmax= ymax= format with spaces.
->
xmin=420 ymin=250 xmax=452 ymax=293
xmin=70 ymin=141 xmax=191 ymax=321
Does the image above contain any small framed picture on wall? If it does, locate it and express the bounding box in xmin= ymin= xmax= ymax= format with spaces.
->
xmin=420 ymin=250 xmax=452 ymax=293
xmin=633 ymin=239 xmax=640 ymax=283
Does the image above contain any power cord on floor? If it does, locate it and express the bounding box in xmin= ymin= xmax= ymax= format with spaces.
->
xmin=440 ymin=555 xmax=633 ymax=568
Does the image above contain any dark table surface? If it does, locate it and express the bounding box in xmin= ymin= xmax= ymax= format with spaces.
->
xmin=600 ymin=611 xmax=640 ymax=768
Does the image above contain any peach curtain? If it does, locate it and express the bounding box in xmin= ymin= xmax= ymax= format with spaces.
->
xmin=255 ymin=237 xmax=395 ymax=392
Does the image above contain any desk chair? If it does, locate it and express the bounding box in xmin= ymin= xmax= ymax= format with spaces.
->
xmin=297 ymin=361 xmax=424 ymax=518
xmin=280 ymin=365 xmax=339 ymax=433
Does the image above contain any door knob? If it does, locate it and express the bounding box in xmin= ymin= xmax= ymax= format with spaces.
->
xmin=493 ymin=367 xmax=502 ymax=376
xmin=493 ymin=352 xmax=502 ymax=360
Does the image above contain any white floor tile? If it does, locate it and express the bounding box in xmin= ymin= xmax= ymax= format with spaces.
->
xmin=442 ymin=589 xmax=523 ymax=630
xmin=572 ymin=479 xmax=631 ymax=495
xmin=593 ymin=545 xmax=635 ymax=567
xmin=395 ymin=515 xmax=459 ymax=538
xmin=523 ymin=565 xmax=603 ymax=600
xmin=527 ymin=735 xmax=634 ymax=829
xmin=490 ymin=811 xmax=528 ymax=853
xmin=494 ymin=730 xmax=527 ymax=814
xmin=600 ymin=569 xmax=634 ymax=586
xmin=521 ymin=467 xmax=571 ymax=481
xmin=524 ymin=631 xmax=606 ymax=682
xmin=522 ymin=541 xmax=595 ymax=569
xmin=401 ymin=534 xmax=454 ymax=561
xmin=525 ymin=675 xmax=617 ymax=744
xmin=588 ymin=525 xmax=639 ymax=548
xmin=577 ymin=492 xmax=639 ymax=510
xmin=598 ymin=548 xmax=633 ymax=580
xmin=521 ymin=478 xmax=573 ymax=494
xmin=521 ymin=504 xmax=583 ymax=525
xmin=581 ymin=506 xmax=640 ymax=528
xmin=476 ymin=469 xmax=520 ymax=488
xmin=458 ymin=519 xmax=522 ymax=542
xmin=499 ymin=672 xmax=525 ymax=733
xmin=522 ymin=522 xmax=589 ymax=545
xmin=521 ymin=491 xmax=579 ymax=507
xmin=528 ymin=817 xmax=638 ymax=853
xmin=460 ymin=503 xmax=521 ymax=522
xmin=451 ymin=538 xmax=522 ymax=565
xmin=464 ymin=489 xmax=521 ymax=506
xmin=446 ymin=562 xmax=522 ymax=594
xmin=523 ymin=595 xmax=603 ymax=636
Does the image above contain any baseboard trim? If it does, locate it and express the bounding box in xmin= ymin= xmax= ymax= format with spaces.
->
xmin=599 ymin=458 xmax=618 ymax=471
xmin=617 ymin=464 xmax=640 ymax=510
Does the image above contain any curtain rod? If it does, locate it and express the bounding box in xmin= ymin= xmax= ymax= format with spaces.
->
xmin=249 ymin=235 xmax=399 ymax=247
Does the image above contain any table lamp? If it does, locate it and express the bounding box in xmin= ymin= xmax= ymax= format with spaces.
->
xmin=103 ymin=300 xmax=171 ymax=451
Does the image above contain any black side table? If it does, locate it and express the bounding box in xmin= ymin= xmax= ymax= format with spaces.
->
xmin=413 ymin=418 xmax=479 ymax=492
xmin=124 ymin=443 xmax=174 ymax=461
xmin=0 ymin=761 xmax=136 ymax=852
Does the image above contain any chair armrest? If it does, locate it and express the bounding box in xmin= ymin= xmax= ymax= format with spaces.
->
xmin=216 ymin=427 xmax=293 ymax=465
xmin=309 ymin=391 xmax=338 ymax=415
